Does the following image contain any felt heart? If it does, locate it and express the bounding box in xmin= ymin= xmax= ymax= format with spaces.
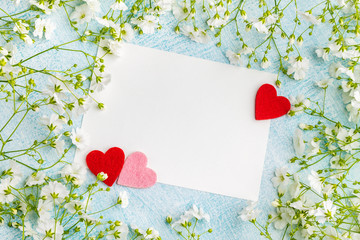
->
xmin=117 ymin=152 xmax=157 ymax=188
xmin=86 ymin=147 xmax=125 ymax=187
xmin=255 ymin=84 xmax=291 ymax=120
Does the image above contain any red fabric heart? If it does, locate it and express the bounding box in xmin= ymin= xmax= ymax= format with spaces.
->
xmin=255 ymin=84 xmax=291 ymax=120
xmin=86 ymin=147 xmax=125 ymax=187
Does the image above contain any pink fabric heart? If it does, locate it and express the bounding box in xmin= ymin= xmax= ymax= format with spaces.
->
xmin=117 ymin=152 xmax=157 ymax=188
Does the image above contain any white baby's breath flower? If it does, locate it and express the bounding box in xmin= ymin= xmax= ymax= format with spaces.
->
xmin=64 ymin=200 xmax=84 ymax=213
xmin=308 ymin=170 xmax=323 ymax=194
xmin=71 ymin=97 xmax=92 ymax=118
xmin=106 ymin=222 xmax=129 ymax=239
xmin=13 ymin=20 xmax=29 ymax=34
xmin=0 ymin=178 xmax=15 ymax=204
xmin=33 ymin=18 xmax=56 ymax=40
xmin=273 ymin=207 xmax=295 ymax=230
xmin=117 ymin=191 xmax=129 ymax=208
xmin=314 ymin=200 xmax=337 ymax=223
xmin=60 ymin=162 xmax=87 ymax=185
xmin=336 ymin=127 xmax=360 ymax=152
xmin=316 ymin=79 xmax=333 ymax=89
xmin=226 ymin=50 xmax=242 ymax=66
xmin=22 ymin=34 xmax=34 ymax=45
xmin=297 ymin=11 xmax=321 ymax=25
xmin=84 ymin=0 xmax=100 ymax=12
xmin=37 ymin=199 xmax=53 ymax=219
xmin=101 ymin=39 xmax=123 ymax=56
xmin=111 ymin=0 xmax=128 ymax=11
xmin=29 ymin=0 xmax=60 ymax=14
xmin=26 ymin=171 xmax=46 ymax=186
xmin=316 ymin=48 xmax=330 ymax=61
xmin=131 ymin=15 xmax=159 ymax=34
xmin=40 ymin=114 xmax=64 ymax=133
xmin=70 ymin=128 xmax=89 ymax=149
xmin=181 ymin=25 xmax=210 ymax=44
xmin=71 ymin=4 xmax=95 ymax=24
xmin=53 ymin=138 xmax=65 ymax=155
xmin=41 ymin=181 xmax=69 ymax=204
xmin=271 ymin=167 xmax=290 ymax=194
xmin=329 ymin=62 xmax=348 ymax=78
xmin=307 ymin=139 xmax=321 ymax=157
xmin=289 ymin=95 xmax=310 ymax=115
xmin=7 ymin=160 xmax=23 ymax=185
xmin=293 ymin=129 xmax=305 ymax=156
xmin=207 ymin=14 xmax=227 ymax=28
xmin=97 ymin=172 xmax=108 ymax=181
xmin=288 ymin=174 xmax=301 ymax=198
xmin=117 ymin=23 xmax=135 ymax=42
xmin=36 ymin=218 xmax=64 ymax=240
xmin=287 ymin=56 xmax=310 ymax=80
xmin=252 ymin=19 xmax=268 ymax=34
xmin=183 ymin=205 xmax=210 ymax=222
xmin=261 ymin=57 xmax=271 ymax=69
xmin=172 ymin=3 xmax=189 ymax=21
xmin=239 ymin=201 xmax=261 ymax=221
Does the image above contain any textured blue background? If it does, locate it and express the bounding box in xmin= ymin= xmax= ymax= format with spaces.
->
xmin=0 ymin=0 xmax=349 ymax=239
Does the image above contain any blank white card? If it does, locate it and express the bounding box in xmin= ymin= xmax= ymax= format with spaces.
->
xmin=75 ymin=44 xmax=275 ymax=201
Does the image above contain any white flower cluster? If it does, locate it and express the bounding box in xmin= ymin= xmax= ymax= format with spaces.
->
xmin=130 ymin=225 xmax=161 ymax=240
xmin=167 ymin=205 xmax=212 ymax=238
xmin=0 ymin=159 xmax=135 ymax=239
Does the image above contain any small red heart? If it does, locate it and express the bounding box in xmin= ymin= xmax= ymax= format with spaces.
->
xmin=86 ymin=147 xmax=125 ymax=186
xmin=255 ymin=84 xmax=290 ymax=120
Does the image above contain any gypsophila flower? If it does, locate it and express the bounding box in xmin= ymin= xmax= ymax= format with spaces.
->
xmin=37 ymin=199 xmax=53 ymax=219
xmin=293 ymin=129 xmax=305 ymax=156
xmin=261 ymin=57 xmax=271 ymax=69
xmin=60 ymin=162 xmax=87 ymax=185
xmin=101 ymin=39 xmax=123 ymax=56
xmin=41 ymin=181 xmax=69 ymax=203
xmin=287 ymin=56 xmax=310 ymax=80
xmin=308 ymin=170 xmax=323 ymax=194
xmin=271 ymin=167 xmax=290 ymax=194
xmin=84 ymin=0 xmax=101 ymax=12
xmin=316 ymin=79 xmax=333 ymax=89
xmin=329 ymin=62 xmax=349 ymax=78
xmin=26 ymin=171 xmax=46 ymax=186
xmin=316 ymin=48 xmax=330 ymax=61
xmin=314 ymin=200 xmax=337 ymax=223
xmin=239 ymin=201 xmax=261 ymax=221
xmin=297 ymin=11 xmax=321 ymax=25
xmin=181 ymin=25 xmax=210 ymax=44
xmin=117 ymin=191 xmax=129 ymax=208
xmin=289 ymin=95 xmax=310 ymax=115
xmin=131 ymin=15 xmax=159 ymax=34
xmin=13 ymin=20 xmax=29 ymax=34
xmin=71 ymin=4 xmax=95 ymax=24
xmin=307 ymin=139 xmax=321 ymax=157
xmin=273 ymin=207 xmax=295 ymax=230
xmin=36 ymin=218 xmax=64 ymax=240
xmin=33 ymin=18 xmax=56 ymax=40
xmin=226 ymin=50 xmax=242 ymax=66
xmin=111 ymin=0 xmax=128 ymax=11
xmin=183 ymin=204 xmax=210 ymax=222
xmin=106 ymin=222 xmax=129 ymax=239
xmin=97 ymin=172 xmax=108 ymax=181
xmin=70 ymin=128 xmax=89 ymax=149
xmin=64 ymin=200 xmax=84 ymax=214
xmin=336 ymin=127 xmax=360 ymax=152
xmin=29 ymin=0 xmax=60 ymax=14
xmin=40 ymin=114 xmax=64 ymax=133
xmin=0 ymin=178 xmax=15 ymax=204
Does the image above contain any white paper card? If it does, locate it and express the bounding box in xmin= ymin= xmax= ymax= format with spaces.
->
xmin=76 ymin=44 xmax=275 ymax=201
